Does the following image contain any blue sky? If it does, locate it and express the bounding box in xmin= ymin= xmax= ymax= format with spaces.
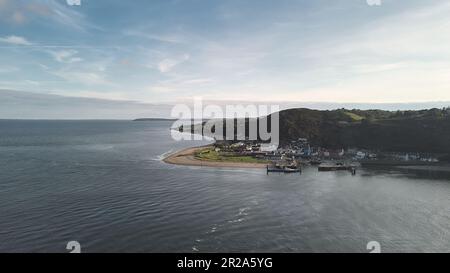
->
xmin=1 ymin=0 xmax=450 ymax=104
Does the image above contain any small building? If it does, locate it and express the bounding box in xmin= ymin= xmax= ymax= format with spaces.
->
xmin=356 ymin=151 xmax=366 ymax=159
xmin=261 ymin=144 xmax=278 ymax=152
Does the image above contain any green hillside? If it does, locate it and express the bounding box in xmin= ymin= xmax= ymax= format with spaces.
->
xmin=275 ymin=108 xmax=450 ymax=153
xmin=183 ymin=107 xmax=450 ymax=154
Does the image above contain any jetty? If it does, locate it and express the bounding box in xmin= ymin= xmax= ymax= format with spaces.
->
xmin=318 ymin=163 xmax=357 ymax=175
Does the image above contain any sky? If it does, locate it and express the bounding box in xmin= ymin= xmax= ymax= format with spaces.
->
xmin=1 ymin=0 xmax=450 ymax=105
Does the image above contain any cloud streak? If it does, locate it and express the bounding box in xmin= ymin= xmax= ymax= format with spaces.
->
xmin=49 ymin=49 xmax=83 ymax=63
xmin=0 ymin=0 xmax=98 ymax=31
xmin=0 ymin=35 xmax=32 ymax=46
xmin=157 ymin=54 xmax=190 ymax=73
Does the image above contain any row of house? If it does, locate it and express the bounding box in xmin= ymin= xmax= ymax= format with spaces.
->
xmin=214 ymin=139 xmax=440 ymax=163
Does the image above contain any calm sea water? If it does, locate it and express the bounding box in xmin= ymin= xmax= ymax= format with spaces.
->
xmin=0 ymin=120 xmax=448 ymax=253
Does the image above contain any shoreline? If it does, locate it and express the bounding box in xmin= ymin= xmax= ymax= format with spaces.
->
xmin=163 ymin=145 xmax=450 ymax=171
xmin=163 ymin=145 xmax=268 ymax=169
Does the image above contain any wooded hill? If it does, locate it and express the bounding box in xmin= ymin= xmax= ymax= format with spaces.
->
xmin=183 ymin=107 xmax=450 ymax=154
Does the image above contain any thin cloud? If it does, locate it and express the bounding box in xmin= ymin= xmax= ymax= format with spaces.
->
xmin=158 ymin=54 xmax=190 ymax=73
xmin=11 ymin=11 xmax=26 ymax=24
xmin=0 ymin=0 xmax=99 ymax=32
xmin=49 ymin=49 xmax=83 ymax=63
xmin=123 ymin=29 xmax=185 ymax=44
xmin=52 ymin=70 xmax=108 ymax=86
xmin=183 ymin=78 xmax=213 ymax=85
xmin=0 ymin=35 xmax=32 ymax=46
xmin=0 ymin=65 xmax=19 ymax=73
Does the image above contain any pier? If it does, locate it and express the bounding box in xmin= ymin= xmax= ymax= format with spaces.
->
xmin=318 ymin=163 xmax=357 ymax=175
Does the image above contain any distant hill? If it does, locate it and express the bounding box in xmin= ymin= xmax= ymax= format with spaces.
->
xmin=134 ymin=118 xmax=177 ymax=122
xmin=186 ymin=107 xmax=450 ymax=154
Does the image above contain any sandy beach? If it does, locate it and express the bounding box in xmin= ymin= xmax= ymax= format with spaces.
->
xmin=163 ymin=145 xmax=268 ymax=169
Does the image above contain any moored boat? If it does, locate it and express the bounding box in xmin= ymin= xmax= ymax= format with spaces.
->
xmin=267 ymin=163 xmax=302 ymax=174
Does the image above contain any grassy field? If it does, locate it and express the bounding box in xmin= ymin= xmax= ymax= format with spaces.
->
xmin=194 ymin=148 xmax=270 ymax=164
xmin=344 ymin=111 xmax=365 ymax=121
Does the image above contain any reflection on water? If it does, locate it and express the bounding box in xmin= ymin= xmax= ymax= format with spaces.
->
xmin=363 ymin=165 xmax=450 ymax=181
xmin=0 ymin=120 xmax=448 ymax=253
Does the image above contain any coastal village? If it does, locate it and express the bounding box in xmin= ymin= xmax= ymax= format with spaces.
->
xmin=206 ymin=138 xmax=441 ymax=174
xmin=172 ymin=106 xmax=450 ymax=174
